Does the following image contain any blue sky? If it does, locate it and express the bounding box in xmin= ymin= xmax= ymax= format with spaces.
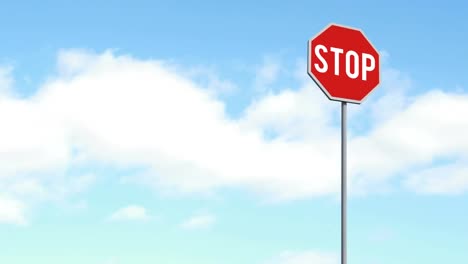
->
xmin=0 ymin=1 xmax=467 ymax=264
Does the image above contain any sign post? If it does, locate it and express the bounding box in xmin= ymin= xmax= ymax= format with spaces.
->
xmin=307 ymin=24 xmax=380 ymax=264
xmin=341 ymin=101 xmax=347 ymax=264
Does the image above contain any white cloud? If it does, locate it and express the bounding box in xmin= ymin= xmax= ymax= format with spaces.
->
xmin=255 ymin=56 xmax=281 ymax=91
xmin=181 ymin=213 xmax=215 ymax=230
xmin=109 ymin=205 xmax=150 ymax=222
xmin=0 ymin=48 xmax=467 ymax=216
xmin=26 ymin=49 xmax=342 ymax=200
xmin=183 ymin=65 xmax=237 ymax=95
xmin=241 ymin=83 xmax=336 ymax=141
xmin=0 ymin=196 xmax=27 ymax=225
xmin=349 ymin=90 xmax=468 ymax=194
xmin=267 ymin=250 xmax=338 ymax=264
xmin=0 ymin=65 xmax=14 ymax=96
xmin=405 ymin=162 xmax=468 ymax=194
xmin=1 ymin=173 xmax=96 ymax=203
xmin=57 ymin=48 xmax=97 ymax=77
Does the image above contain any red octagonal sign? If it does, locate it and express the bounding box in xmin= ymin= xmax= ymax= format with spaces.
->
xmin=308 ymin=24 xmax=380 ymax=104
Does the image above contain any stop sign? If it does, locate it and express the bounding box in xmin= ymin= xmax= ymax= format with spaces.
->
xmin=308 ymin=24 xmax=380 ymax=104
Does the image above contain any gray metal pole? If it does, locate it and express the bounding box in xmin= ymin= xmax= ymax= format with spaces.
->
xmin=341 ymin=101 xmax=347 ymax=264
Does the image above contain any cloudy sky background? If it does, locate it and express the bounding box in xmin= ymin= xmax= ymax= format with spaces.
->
xmin=0 ymin=1 xmax=467 ymax=263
